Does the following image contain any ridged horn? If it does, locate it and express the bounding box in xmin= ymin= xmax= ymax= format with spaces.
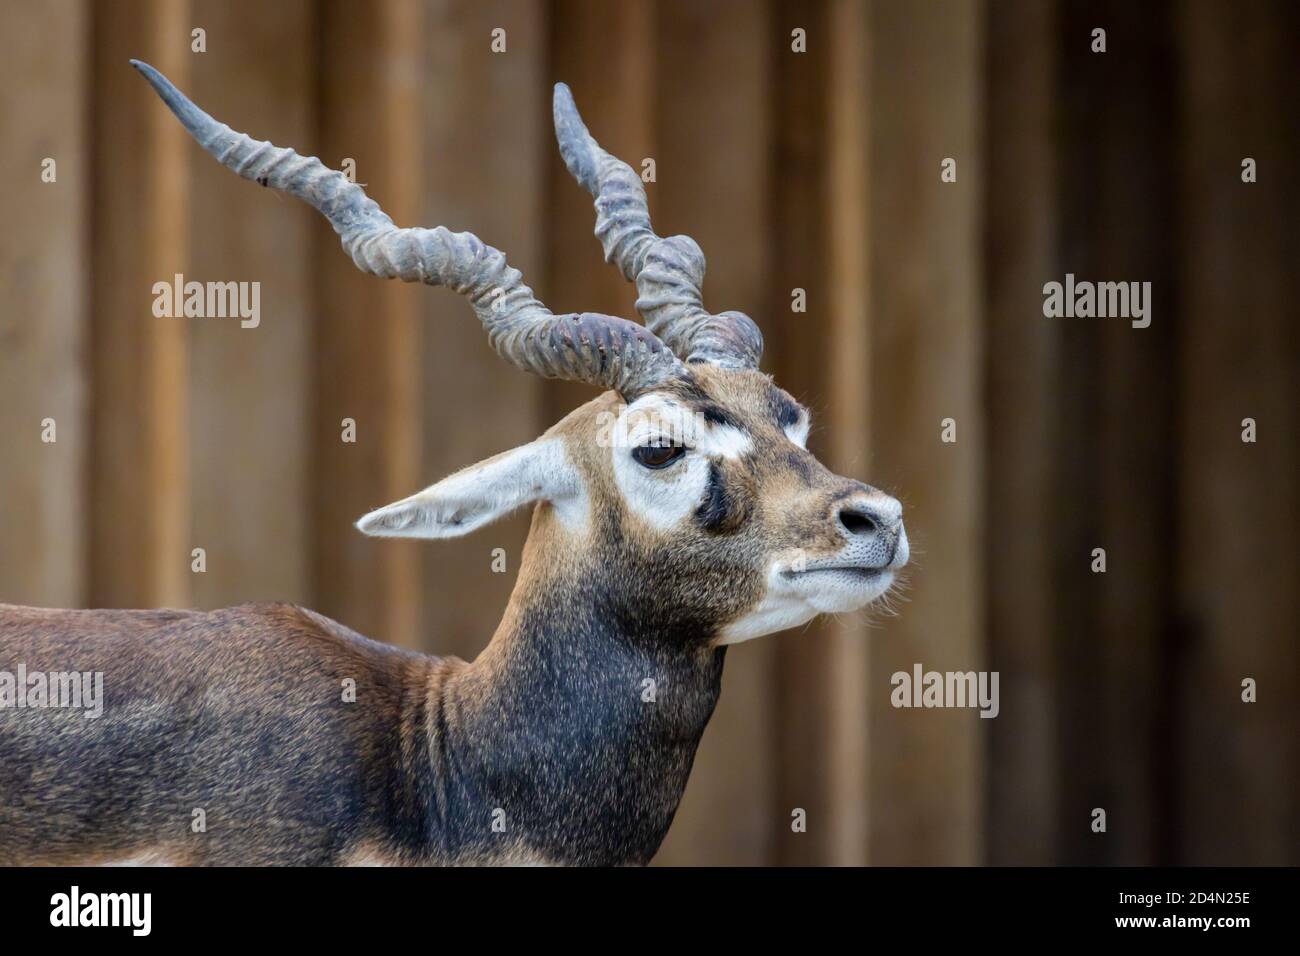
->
xmin=552 ymin=82 xmax=763 ymax=370
xmin=132 ymin=60 xmax=688 ymax=398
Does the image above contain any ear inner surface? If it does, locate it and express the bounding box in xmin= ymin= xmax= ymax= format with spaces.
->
xmin=355 ymin=439 xmax=585 ymax=540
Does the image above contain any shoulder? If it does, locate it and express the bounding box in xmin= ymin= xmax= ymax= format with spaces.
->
xmin=208 ymin=603 xmax=432 ymax=666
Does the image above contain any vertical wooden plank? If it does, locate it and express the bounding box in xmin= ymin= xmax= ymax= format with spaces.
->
xmin=768 ymin=0 xmax=877 ymax=867
xmin=866 ymin=0 xmax=985 ymax=865
xmin=1178 ymin=0 xmax=1299 ymax=865
xmin=1050 ymin=1 xmax=1107 ymax=865
xmin=767 ymin=0 xmax=881 ymax=866
xmin=1093 ymin=4 xmax=1182 ymax=866
xmin=766 ymin=0 xmax=839 ymax=866
xmin=648 ymin=0 xmax=776 ymax=867
xmin=0 ymin=0 xmax=88 ymax=609
xmin=1055 ymin=0 xmax=1181 ymax=865
xmin=90 ymin=0 xmax=192 ymax=610
xmin=312 ymin=0 xmax=426 ymax=647
xmin=544 ymin=0 xmax=656 ymax=422
xmin=418 ymin=0 xmax=546 ymax=660
xmin=983 ymin=0 xmax=1061 ymax=864
xmin=820 ymin=0 xmax=874 ymax=867
xmin=188 ymin=0 xmax=313 ymax=608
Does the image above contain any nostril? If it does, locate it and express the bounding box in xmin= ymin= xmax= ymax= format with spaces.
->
xmin=839 ymin=508 xmax=879 ymax=537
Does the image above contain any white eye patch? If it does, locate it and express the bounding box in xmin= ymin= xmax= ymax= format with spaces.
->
xmin=614 ymin=396 xmax=752 ymax=460
xmin=697 ymin=420 xmax=752 ymax=460
xmin=609 ymin=396 xmax=752 ymax=530
xmin=783 ymin=409 xmax=811 ymax=449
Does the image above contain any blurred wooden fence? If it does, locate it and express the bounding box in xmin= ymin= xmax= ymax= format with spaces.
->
xmin=1 ymin=0 xmax=1295 ymax=865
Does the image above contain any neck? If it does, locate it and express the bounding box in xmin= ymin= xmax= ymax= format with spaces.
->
xmin=425 ymin=527 xmax=726 ymax=865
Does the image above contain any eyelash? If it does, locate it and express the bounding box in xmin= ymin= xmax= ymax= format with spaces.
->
xmin=632 ymin=442 xmax=687 ymax=470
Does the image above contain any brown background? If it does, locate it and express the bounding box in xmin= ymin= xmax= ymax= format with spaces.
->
xmin=1 ymin=0 xmax=1295 ymax=865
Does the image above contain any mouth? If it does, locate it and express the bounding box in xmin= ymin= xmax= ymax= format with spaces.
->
xmin=778 ymin=563 xmax=895 ymax=613
xmin=718 ymin=560 xmax=898 ymax=644
xmin=782 ymin=565 xmax=886 ymax=584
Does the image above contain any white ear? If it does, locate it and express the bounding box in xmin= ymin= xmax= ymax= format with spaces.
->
xmin=355 ymin=438 xmax=581 ymax=539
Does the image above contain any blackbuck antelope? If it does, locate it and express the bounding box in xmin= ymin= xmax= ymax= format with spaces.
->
xmin=0 ymin=61 xmax=908 ymax=866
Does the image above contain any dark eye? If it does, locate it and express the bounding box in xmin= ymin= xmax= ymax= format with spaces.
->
xmin=632 ymin=443 xmax=686 ymax=470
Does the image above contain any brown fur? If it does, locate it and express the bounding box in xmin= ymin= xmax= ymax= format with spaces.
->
xmin=0 ymin=369 xmax=897 ymax=865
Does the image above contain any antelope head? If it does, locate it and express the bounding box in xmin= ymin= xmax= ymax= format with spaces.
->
xmin=133 ymin=63 xmax=907 ymax=651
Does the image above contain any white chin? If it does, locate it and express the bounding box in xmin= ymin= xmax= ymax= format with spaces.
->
xmin=717 ymin=567 xmax=894 ymax=645
xmin=800 ymin=568 xmax=894 ymax=613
